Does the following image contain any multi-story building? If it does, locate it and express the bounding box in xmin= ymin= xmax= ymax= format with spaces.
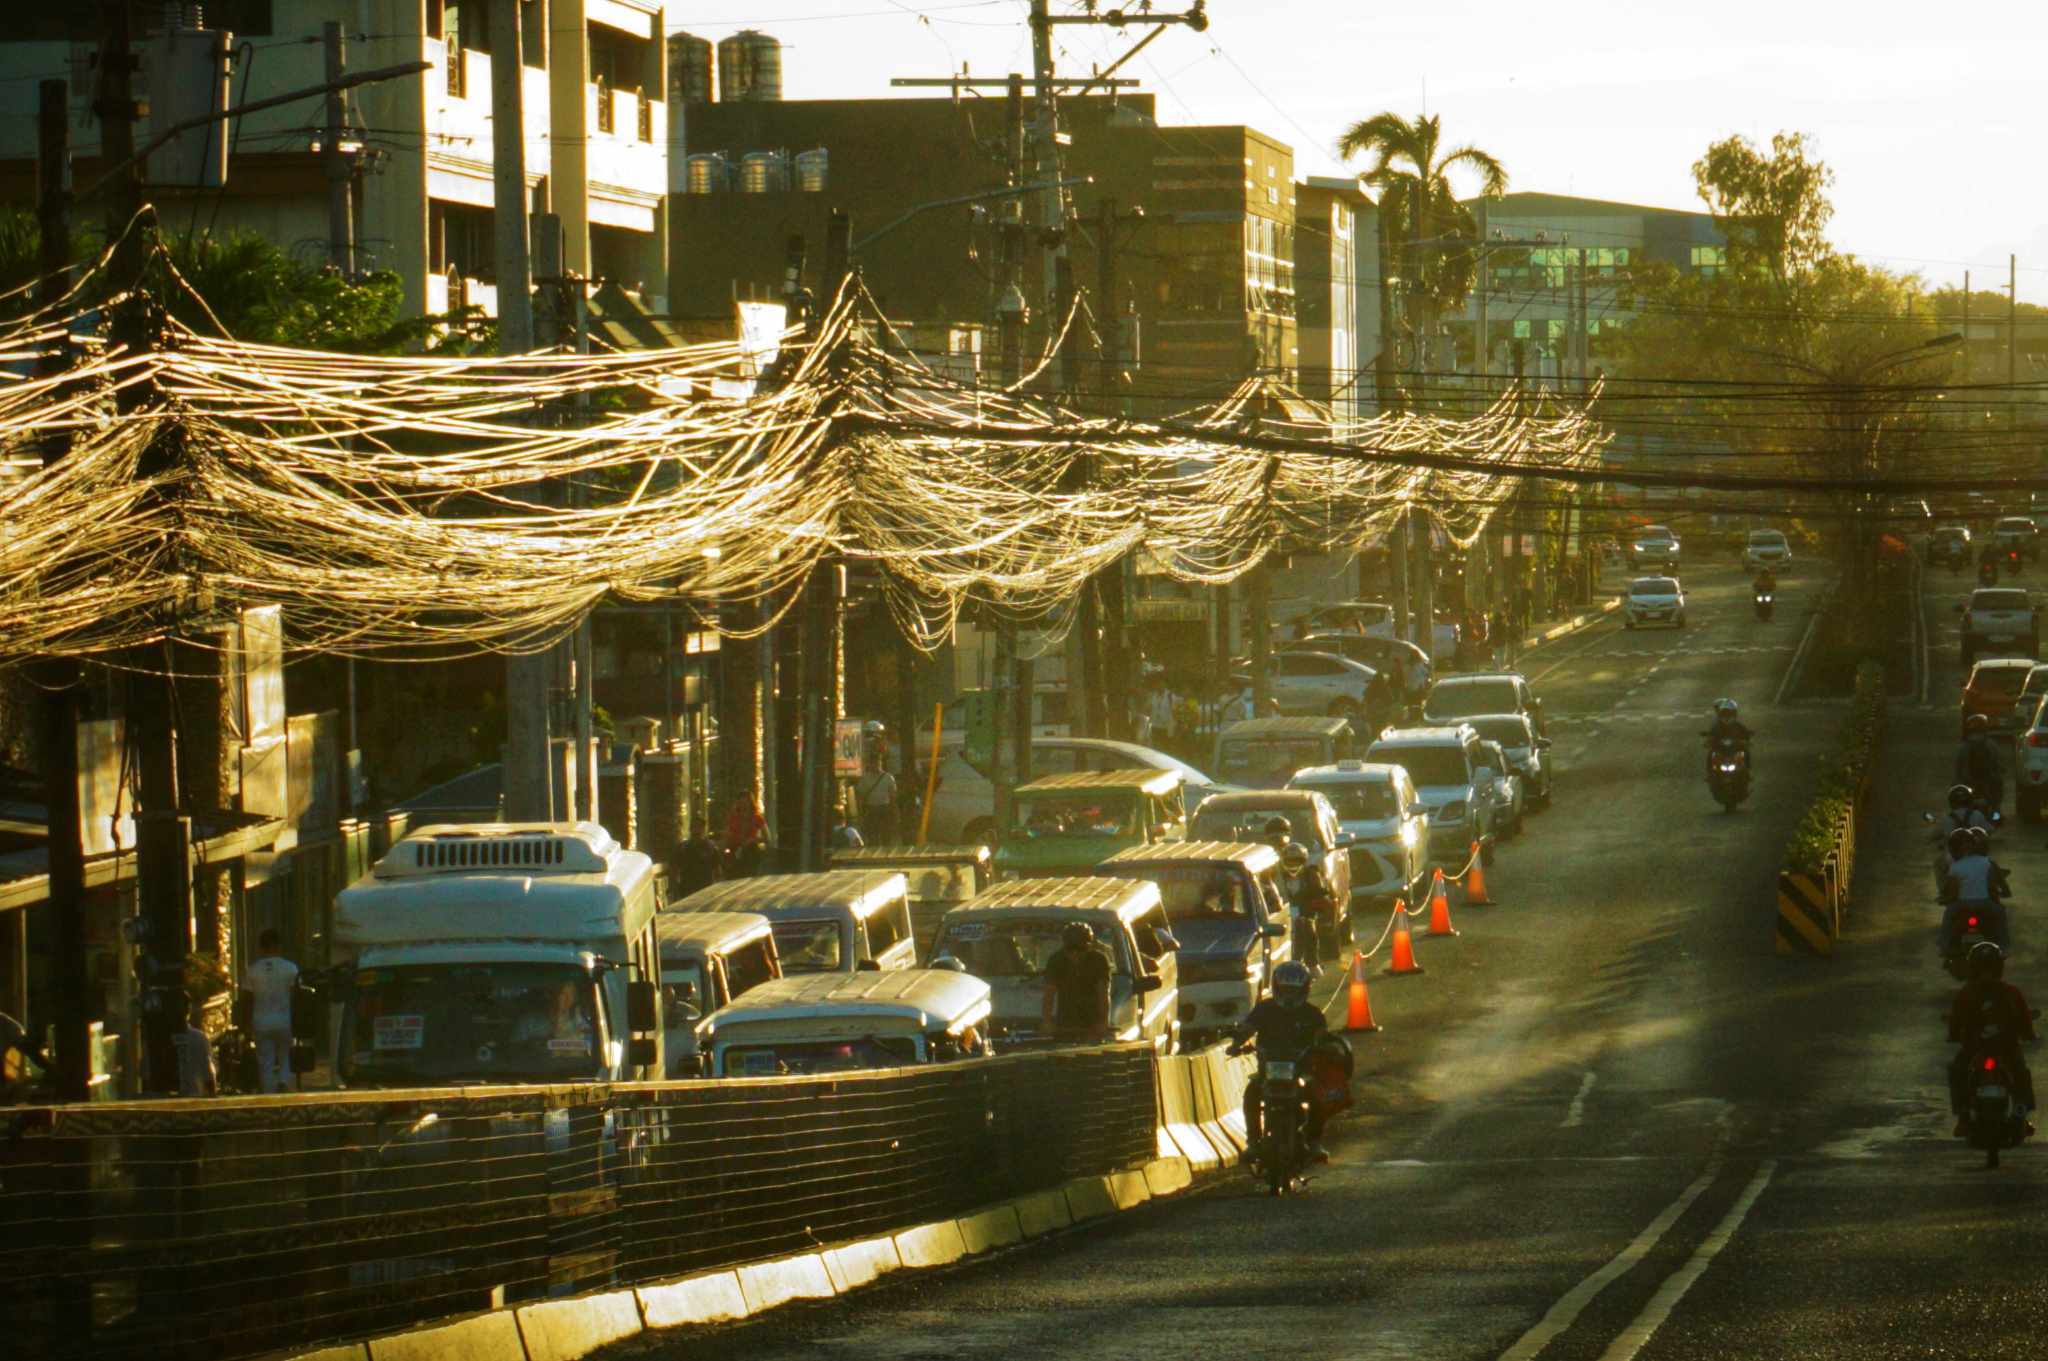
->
xmin=0 ymin=0 xmax=672 ymax=321
xmin=1294 ymin=175 xmax=1377 ymax=424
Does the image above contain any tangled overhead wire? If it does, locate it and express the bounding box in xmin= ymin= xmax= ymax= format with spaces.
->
xmin=0 ymin=240 xmax=1608 ymax=669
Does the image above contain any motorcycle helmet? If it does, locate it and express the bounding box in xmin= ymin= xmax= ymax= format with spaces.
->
xmin=1966 ymin=713 xmax=1990 ymax=734
xmin=1713 ymin=698 xmax=1739 ymax=720
xmin=1949 ymin=783 xmax=1977 ymax=811
xmin=927 ymin=954 xmax=967 ymax=974
xmin=1948 ymin=827 xmax=1977 ymax=860
xmin=1272 ymin=960 xmax=1312 ymax=1006
xmin=1968 ymin=825 xmax=1992 ymax=855
xmin=1968 ymin=939 xmax=2005 ymax=980
xmin=1262 ymin=816 xmax=1294 ymax=847
xmin=1061 ymin=921 xmax=1094 ymax=950
xmin=1280 ymin=843 xmax=1311 ymax=875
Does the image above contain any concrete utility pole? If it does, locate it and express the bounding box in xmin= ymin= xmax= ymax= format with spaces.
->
xmin=1473 ymin=197 xmax=1489 ymax=404
xmin=799 ymin=212 xmax=852 ymax=869
xmin=37 ymin=76 xmax=90 ymax=1104
xmin=98 ymin=0 xmax=192 ymax=1096
xmin=492 ymin=0 xmax=549 ymax=821
xmin=1577 ymin=246 xmax=1590 ymax=398
xmin=2009 ymin=255 xmax=2019 ymax=427
xmin=322 ymin=21 xmax=354 ymax=274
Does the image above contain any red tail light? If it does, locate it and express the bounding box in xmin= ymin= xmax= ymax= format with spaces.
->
xmin=2028 ymin=731 xmax=2048 ymax=748
xmin=1967 ymin=916 xmax=1981 ymax=930
xmin=1985 ymin=1056 xmax=2000 ymax=1072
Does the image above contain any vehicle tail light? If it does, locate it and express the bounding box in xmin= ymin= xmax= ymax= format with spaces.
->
xmin=1985 ymin=1056 xmax=2000 ymax=1072
xmin=1967 ymin=916 xmax=1981 ymax=931
xmin=2029 ymin=732 xmax=2048 ymax=748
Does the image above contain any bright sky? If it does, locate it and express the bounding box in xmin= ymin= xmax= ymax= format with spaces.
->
xmin=670 ymin=0 xmax=2048 ymax=302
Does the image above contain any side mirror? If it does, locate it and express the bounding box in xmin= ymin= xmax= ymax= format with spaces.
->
xmin=1260 ymin=921 xmax=1288 ymax=939
xmin=856 ymin=958 xmax=882 ymax=973
xmin=627 ymin=980 xmax=659 ymax=1033
xmin=1135 ymin=970 xmax=1164 ymax=993
xmin=1537 ymin=738 xmax=1554 ymax=750
xmin=627 ymin=1037 xmax=658 ymax=1068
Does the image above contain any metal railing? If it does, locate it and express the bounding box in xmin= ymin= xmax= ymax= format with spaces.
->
xmin=1 ymin=1047 xmax=1158 ymax=1361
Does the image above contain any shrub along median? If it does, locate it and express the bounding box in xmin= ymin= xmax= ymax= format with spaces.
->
xmin=1777 ymin=662 xmax=1887 ymax=955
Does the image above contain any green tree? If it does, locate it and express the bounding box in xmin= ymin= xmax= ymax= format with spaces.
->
xmin=1690 ymin=132 xmax=1835 ymax=285
xmin=1337 ymin=111 xmax=1507 ymax=406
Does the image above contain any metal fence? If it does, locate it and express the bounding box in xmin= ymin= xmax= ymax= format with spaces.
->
xmin=1 ymin=1046 xmax=1159 ymax=1361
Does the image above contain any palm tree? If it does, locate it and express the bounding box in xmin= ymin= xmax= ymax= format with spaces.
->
xmin=1337 ymin=112 xmax=1507 ymax=406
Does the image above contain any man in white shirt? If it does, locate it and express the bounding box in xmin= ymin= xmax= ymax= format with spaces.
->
xmin=243 ymin=929 xmax=300 ymax=1094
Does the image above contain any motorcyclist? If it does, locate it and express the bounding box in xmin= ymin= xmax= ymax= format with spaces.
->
xmin=1228 ymin=960 xmax=1337 ymax=1160
xmin=1947 ymin=940 xmax=2037 ymax=1136
xmin=1934 ymin=784 xmax=1999 ymax=890
xmin=1956 ymin=714 xmax=2005 ymax=815
xmin=1700 ymin=698 xmax=1753 ymax=775
xmin=1938 ymin=826 xmax=2011 ymax=957
xmin=1968 ymin=823 xmax=2014 ymax=901
xmin=1752 ymin=565 xmax=1778 ymax=599
xmin=1264 ymin=819 xmax=1327 ymax=970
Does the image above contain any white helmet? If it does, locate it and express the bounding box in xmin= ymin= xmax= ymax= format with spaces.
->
xmin=1713 ymin=698 xmax=1738 ymax=719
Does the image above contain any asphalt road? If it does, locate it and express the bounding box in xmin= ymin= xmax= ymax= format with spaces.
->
xmin=614 ymin=559 xmax=2048 ymax=1361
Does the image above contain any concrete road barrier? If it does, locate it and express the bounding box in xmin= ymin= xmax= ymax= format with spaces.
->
xmin=893 ymin=1220 xmax=970 ymax=1269
xmin=821 ymin=1238 xmax=903 ymax=1294
xmin=635 ymin=1272 xmax=749 ymax=1330
xmin=735 ymin=1254 xmax=835 ymax=1313
xmin=515 ymin=1291 xmax=642 ymax=1361
xmin=368 ymin=1312 xmax=525 ymax=1361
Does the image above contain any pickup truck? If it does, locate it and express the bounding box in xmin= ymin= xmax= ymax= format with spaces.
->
xmin=1958 ymin=587 xmax=2039 ymax=667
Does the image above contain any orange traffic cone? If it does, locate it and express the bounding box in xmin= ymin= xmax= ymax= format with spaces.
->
xmin=1426 ymin=869 xmax=1459 ymax=937
xmin=1384 ymin=901 xmax=1424 ymax=976
xmin=1463 ymin=843 xmax=1496 ymax=905
xmin=1344 ymin=949 xmax=1380 ymax=1032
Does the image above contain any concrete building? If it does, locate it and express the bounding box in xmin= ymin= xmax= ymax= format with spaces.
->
xmin=1294 ymin=176 xmax=1377 ymax=424
xmin=0 ymin=0 xmax=672 ymax=321
xmin=1448 ymin=190 xmax=1724 ymax=383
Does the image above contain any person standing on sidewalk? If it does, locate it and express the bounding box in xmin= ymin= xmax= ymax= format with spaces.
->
xmin=243 ymin=930 xmax=299 ymax=1094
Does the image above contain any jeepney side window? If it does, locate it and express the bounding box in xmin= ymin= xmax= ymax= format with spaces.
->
xmin=1130 ymin=908 xmax=1170 ymax=962
xmin=727 ymin=939 xmax=777 ymax=996
xmin=866 ymin=898 xmax=908 ymax=958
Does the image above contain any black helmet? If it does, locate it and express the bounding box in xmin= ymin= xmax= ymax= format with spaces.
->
xmin=1262 ymin=816 xmax=1293 ymax=846
xmin=1968 ymin=939 xmax=2005 ymax=980
xmin=927 ymin=954 xmax=967 ymax=974
xmin=1272 ymin=960 xmax=1312 ymax=1005
xmin=1061 ymin=921 xmax=1094 ymax=950
xmin=1948 ymin=827 xmax=1976 ymax=859
xmin=1280 ymin=843 xmax=1311 ymax=875
xmin=1949 ymin=784 xmax=1976 ymax=811
xmin=1966 ymin=713 xmax=1990 ymax=734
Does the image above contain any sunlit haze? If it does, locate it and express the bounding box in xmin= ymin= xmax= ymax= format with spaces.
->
xmin=671 ymin=0 xmax=2048 ymax=300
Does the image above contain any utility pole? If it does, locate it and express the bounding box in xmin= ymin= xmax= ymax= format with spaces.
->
xmin=1473 ymin=196 xmax=1489 ymax=412
xmin=99 ymin=0 xmax=191 ymax=1096
xmin=322 ymin=21 xmax=354 ymax=274
xmin=1093 ymin=195 xmax=1140 ymax=739
xmin=800 ymin=212 xmax=852 ymax=869
xmin=493 ymin=0 xmax=549 ymax=821
xmin=1963 ymin=269 xmax=1971 ymax=380
xmin=2009 ymin=255 xmax=2019 ymax=429
xmin=1577 ymin=245 xmax=1590 ymax=398
xmin=38 ymin=76 xmax=89 ymax=1104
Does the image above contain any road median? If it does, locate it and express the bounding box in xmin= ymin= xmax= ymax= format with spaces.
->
xmin=1777 ymin=660 xmax=1887 ymax=956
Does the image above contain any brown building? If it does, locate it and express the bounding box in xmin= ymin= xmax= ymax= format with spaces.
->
xmin=669 ymin=93 xmax=1298 ymax=409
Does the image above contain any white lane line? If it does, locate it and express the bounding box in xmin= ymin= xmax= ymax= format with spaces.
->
xmin=1561 ymin=1072 xmax=1596 ymax=1128
xmin=1495 ymin=1156 xmax=1725 ymax=1361
xmin=1594 ymin=1161 xmax=1778 ymax=1361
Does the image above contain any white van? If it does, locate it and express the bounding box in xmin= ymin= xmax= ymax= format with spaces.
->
xmin=332 ymin=822 xmax=664 ymax=1086
xmin=696 ymin=969 xmax=994 ymax=1077
xmin=654 ymin=911 xmax=782 ymax=1076
xmin=670 ymin=871 xmax=918 ymax=974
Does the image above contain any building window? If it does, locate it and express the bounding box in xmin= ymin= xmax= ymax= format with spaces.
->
xmin=1690 ymin=244 xmax=1726 ymax=279
xmin=590 ymin=21 xmax=656 ymax=138
xmin=1153 ymin=220 xmax=1243 ymax=317
xmin=430 ymin=201 xmax=497 ymax=280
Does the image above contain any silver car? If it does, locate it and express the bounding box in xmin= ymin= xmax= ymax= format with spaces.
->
xmin=1624 ymin=576 xmax=1687 ymax=630
xmin=1363 ymin=726 xmax=1503 ymax=868
xmin=1461 ymin=712 xmax=1553 ymax=808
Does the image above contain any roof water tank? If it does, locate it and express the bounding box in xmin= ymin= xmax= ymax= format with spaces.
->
xmin=686 ymin=153 xmax=730 ymax=194
xmin=739 ymin=150 xmax=789 ymax=193
xmin=794 ymin=148 xmax=828 ymax=193
xmin=667 ymin=32 xmax=715 ymax=105
xmin=718 ymin=30 xmax=782 ymax=103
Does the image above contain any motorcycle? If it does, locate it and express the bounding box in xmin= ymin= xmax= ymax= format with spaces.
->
xmin=1754 ymin=590 xmax=1774 ymax=622
xmin=1980 ymin=558 xmax=2001 ymax=587
xmin=1958 ymin=1044 xmax=2035 ymax=1169
xmin=1706 ymin=735 xmax=1750 ymax=812
xmin=1925 ymin=808 xmax=2004 ymax=893
xmin=1227 ymin=1039 xmax=1319 ymax=1195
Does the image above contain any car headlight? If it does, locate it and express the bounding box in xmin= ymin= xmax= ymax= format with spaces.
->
xmin=1436 ymin=801 xmax=1467 ymax=820
xmin=1399 ymin=822 xmax=1419 ymax=847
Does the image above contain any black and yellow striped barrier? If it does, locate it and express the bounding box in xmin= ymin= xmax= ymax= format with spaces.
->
xmin=1776 ymin=869 xmax=1834 ymax=956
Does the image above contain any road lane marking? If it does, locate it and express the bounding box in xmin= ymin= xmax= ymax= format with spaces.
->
xmin=1562 ymin=1072 xmax=1596 ymax=1128
xmin=1494 ymin=1156 xmax=1724 ymax=1361
xmin=1594 ymin=1161 xmax=1778 ymax=1361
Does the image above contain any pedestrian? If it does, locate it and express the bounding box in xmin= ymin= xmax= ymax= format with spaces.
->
xmin=1147 ymin=677 xmax=1176 ymax=746
xmin=169 ymin=996 xmax=217 ymax=1098
xmin=724 ymin=787 xmax=767 ymax=877
xmin=673 ymin=818 xmax=723 ymax=897
xmin=829 ymin=792 xmax=866 ymax=850
xmin=855 ymin=750 xmax=900 ymax=847
xmin=1040 ymin=922 xmax=1114 ymax=1042
xmin=242 ymin=928 xmax=299 ymax=1095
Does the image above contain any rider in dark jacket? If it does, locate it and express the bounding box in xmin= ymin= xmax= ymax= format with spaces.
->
xmin=1947 ymin=941 xmax=2037 ymax=1134
xmin=1230 ymin=961 xmax=1334 ymax=1153
xmin=1956 ymin=714 xmax=2005 ymax=814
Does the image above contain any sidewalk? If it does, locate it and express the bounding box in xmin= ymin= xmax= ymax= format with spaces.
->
xmin=1503 ymin=596 xmax=1622 ymax=666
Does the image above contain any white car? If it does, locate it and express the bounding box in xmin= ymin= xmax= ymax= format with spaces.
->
xmin=1262 ymin=650 xmax=1381 ymax=719
xmin=1363 ymin=726 xmax=1502 ymax=867
xmin=1629 ymin=526 xmax=1681 ymax=571
xmin=1624 ymin=576 xmax=1686 ymax=630
xmin=1742 ymin=529 xmax=1792 ymax=571
xmin=1959 ymin=587 xmax=2039 ymax=667
xmin=1461 ymin=711 xmax=1553 ymax=807
xmin=1475 ymin=738 xmax=1524 ymax=838
xmin=2018 ymin=694 xmax=2048 ymax=822
xmin=1285 ymin=760 xmax=1429 ymax=909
